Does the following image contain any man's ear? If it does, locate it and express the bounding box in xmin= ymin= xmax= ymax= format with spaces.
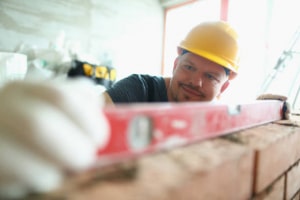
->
xmin=177 ymin=47 xmax=183 ymax=55
xmin=216 ymin=80 xmax=230 ymax=99
xmin=220 ymin=80 xmax=230 ymax=93
xmin=173 ymin=57 xmax=179 ymax=74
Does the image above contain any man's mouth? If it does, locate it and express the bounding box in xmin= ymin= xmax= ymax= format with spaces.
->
xmin=181 ymin=84 xmax=204 ymax=97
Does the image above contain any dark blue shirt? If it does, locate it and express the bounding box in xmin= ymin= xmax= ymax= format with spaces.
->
xmin=106 ymin=74 xmax=168 ymax=103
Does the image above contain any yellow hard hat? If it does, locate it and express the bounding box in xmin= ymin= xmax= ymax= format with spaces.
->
xmin=179 ymin=21 xmax=240 ymax=79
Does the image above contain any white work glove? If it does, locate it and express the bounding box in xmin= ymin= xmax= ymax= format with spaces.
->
xmin=256 ymin=93 xmax=291 ymax=120
xmin=0 ymin=78 xmax=110 ymax=199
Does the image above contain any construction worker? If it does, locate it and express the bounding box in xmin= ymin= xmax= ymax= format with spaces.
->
xmin=104 ymin=20 xmax=240 ymax=104
xmin=1 ymin=21 xmax=287 ymax=199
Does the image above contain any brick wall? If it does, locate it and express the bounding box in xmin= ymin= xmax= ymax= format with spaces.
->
xmin=34 ymin=115 xmax=300 ymax=200
xmin=230 ymin=121 xmax=300 ymax=200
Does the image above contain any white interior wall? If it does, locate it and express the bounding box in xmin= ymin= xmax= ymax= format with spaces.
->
xmin=0 ymin=0 xmax=164 ymax=80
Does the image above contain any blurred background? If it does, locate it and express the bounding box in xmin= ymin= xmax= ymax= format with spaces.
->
xmin=0 ymin=0 xmax=299 ymax=108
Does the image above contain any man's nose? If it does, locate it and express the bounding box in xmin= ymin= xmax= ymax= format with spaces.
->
xmin=191 ymin=74 xmax=203 ymax=87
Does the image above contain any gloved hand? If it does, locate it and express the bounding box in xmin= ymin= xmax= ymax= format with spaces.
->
xmin=256 ymin=93 xmax=291 ymax=120
xmin=0 ymin=78 xmax=110 ymax=199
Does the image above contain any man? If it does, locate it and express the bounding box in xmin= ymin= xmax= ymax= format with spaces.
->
xmin=104 ymin=20 xmax=240 ymax=104
xmin=3 ymin=21 xmax=276 ymax=199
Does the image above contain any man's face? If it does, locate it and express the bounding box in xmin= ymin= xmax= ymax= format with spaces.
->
xmin=168 ymin=52 xmax=230 ymax=102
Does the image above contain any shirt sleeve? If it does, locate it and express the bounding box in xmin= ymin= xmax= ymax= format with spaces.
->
xmin=106 ymin=74 xmax=149 ymax=103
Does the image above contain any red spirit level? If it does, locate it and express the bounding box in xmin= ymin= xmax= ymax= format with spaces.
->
xmin=97 ymin=100 xmax=284 ymax=165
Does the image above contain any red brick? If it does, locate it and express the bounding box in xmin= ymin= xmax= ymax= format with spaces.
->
xmin=166 ymin=139 xmax=254 ymax=200
xmin=286 ymin=161 xmax=300 ymax=199
xmin=41 ymin=138 xmax=253 ymax=200
xmin=252 ymin=175 xmax=285 ymax=200
xmin=227 ymin=123 xmax=300 ymax=194
xmin=290 ymin=191 xmax=300 ymax=200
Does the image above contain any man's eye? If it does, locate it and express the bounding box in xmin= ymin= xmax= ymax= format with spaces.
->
xmin=206 ymin=73 xmax=214 ymax=79
xmin=184 ymin=65 xmax=194 ymax=71
xmin=205 ymin=73 xmax=218 ymax=81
